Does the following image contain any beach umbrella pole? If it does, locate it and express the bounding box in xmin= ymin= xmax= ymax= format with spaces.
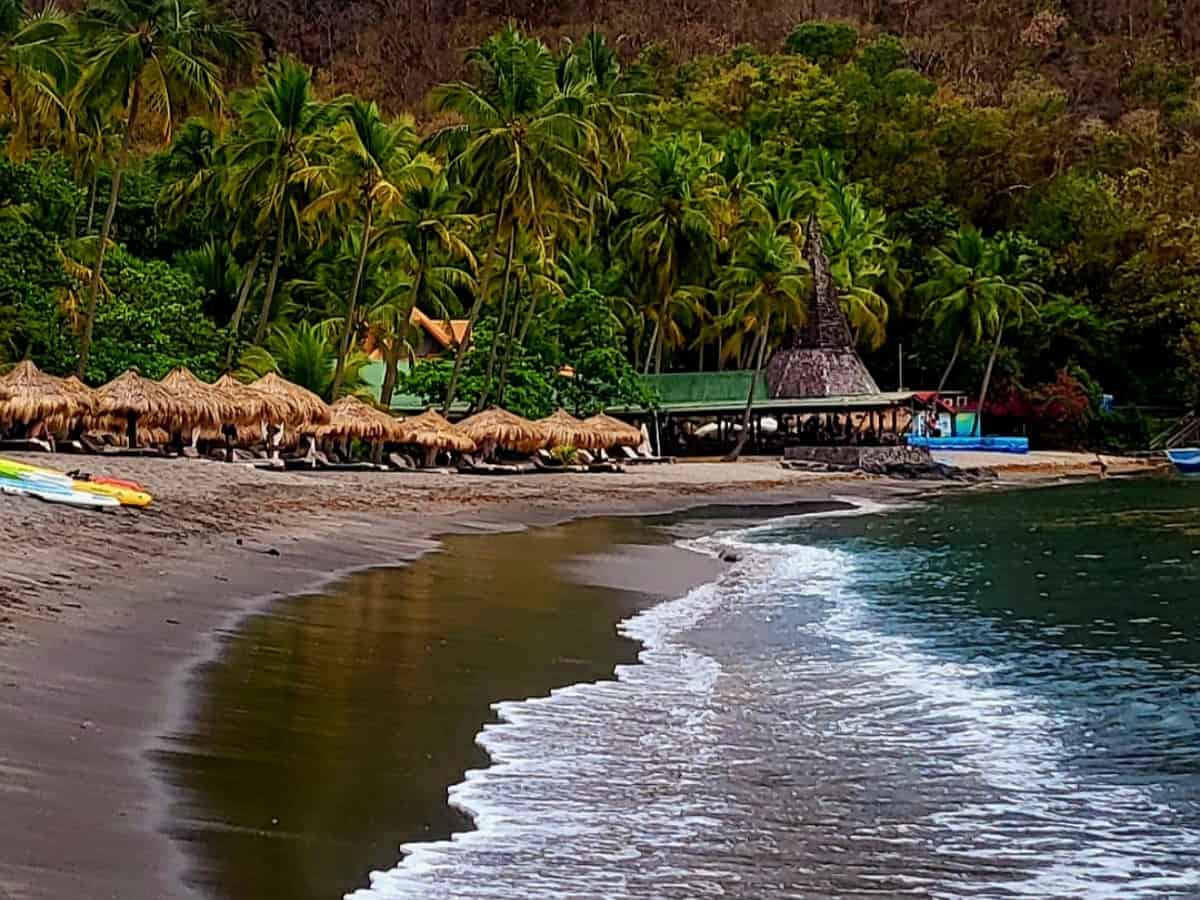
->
xmin=126 ymin=412 xmax=138 ymax=449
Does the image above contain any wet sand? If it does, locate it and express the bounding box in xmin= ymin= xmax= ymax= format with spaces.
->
xmin=157 ymin=517 xmax=727 ymax=900
xmin=0 ymin=456 xmax=914 ymax=900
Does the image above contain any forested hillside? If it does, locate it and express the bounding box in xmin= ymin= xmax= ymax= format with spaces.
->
xmin=219 ymin=0 xmax=1200 ymax=112
xmin=3 ymin=0 xmax=1200 ymax=450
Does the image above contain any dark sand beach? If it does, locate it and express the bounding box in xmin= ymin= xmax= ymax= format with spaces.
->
xmin=0 ymin=456 xmax=913 ymax=900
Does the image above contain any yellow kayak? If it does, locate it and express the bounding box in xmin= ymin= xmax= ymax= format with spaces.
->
xmin=72 ymin=480 xmax=153 ymax=508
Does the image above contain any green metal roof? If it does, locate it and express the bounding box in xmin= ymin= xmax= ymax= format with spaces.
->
xmin=608 ymin=371 xmax=913 ymax=415
xmin=358 ymin=360 xmax=470 ymax=414
xmin=644 ymin=371 xmax=770 ymax=406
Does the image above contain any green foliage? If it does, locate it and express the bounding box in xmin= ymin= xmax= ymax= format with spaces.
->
xmin=784 ymin=21 xmax=858 ymax=67
xmin=857 ymin=35 xmax=907 ymax=83
xmin=0 ymin=153 xmax=81 ymax=234
xmin=549 ymin=445 xmax=577 ymax=465
xmin=5 ymin=14 xmax=1200 ymax=448
xmin=0 ymin=216 xmax=72 ymax=369
xmin=83 ymin=249 xmax=225 ymax=383
xmin=238 ymin=320 xmax=367 ymax=399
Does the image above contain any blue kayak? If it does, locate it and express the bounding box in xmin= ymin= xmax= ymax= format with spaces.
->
xmin=1167 ymin=448 xmax=1200 ymax=474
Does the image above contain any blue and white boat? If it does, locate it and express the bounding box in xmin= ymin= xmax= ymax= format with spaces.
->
xmin=1167 ymin=448 xmax=1200 ymax=474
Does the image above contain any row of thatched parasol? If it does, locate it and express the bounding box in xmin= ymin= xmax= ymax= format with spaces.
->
xmin=0 ymin=361 xmax=644 ymax=454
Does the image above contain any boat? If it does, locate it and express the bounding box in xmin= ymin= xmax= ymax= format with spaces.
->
xmin=1167 ymin=448 xmax=1200 ymax=474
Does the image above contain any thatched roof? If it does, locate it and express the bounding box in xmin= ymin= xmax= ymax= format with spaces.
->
xmin=94 ymin=370 xmax=185 ymax=427
xmin=0 ymin=360 xmax=83 ymax=424
xmin=582 ymin=413 xmax=642 ymax=447
xmin=305 ymin=395 xmax=406 ymax=442
xmin=766 ymin=215 xmax=880 ymax=399
xmin=457 ymin=407 xmax=547 ymax=452
xmin=396 ymin=408 xmax=476 ymax=453
xmin=250 ymin=373 xmax=331 ymax=426
xmin=536 ymin=408 xmax=607 ymax=450
xmin=61 ymin=376 xmax=96 ymax=412
xmin=211 ymin=374 xmax=281 ymax=423
xmin=161 ymin=367 xmax=244 ymax=428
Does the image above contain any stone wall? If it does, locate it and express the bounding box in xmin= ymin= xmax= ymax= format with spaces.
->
xmin=783 ymin=445 xmax=935 ymax=469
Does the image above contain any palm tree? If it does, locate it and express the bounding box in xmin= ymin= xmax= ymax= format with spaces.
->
xmin=492 ymin=236 xmax=565 ymax=406
xmin=238 ymin=320 xmax=366 ymax=399
xmin=716 ymin=225 xmax=808 ymax=461
xmin=378 ymin=176 xmax=477 ymax=324
xmin=222 ymin=57 xmax=328 ymax=354
xmin=71 ymin=0 xmax=253 ymax=378
xmin=917 ymin=228 xmax=1011 ymax=396
xmin=364 ymin=282 xmax=419 ymax=408
xmin=299 ymin=98 xmax=438 ymax=397
xmin=175 ymin=239 xmax=241 ymax=321
xmin=821 ymin=181 xmax=895 ymax=350
xmin=0 ymin=0 xmax=71 ymax=160
xmin=427 ymin=24 xmax=597 ymax=413
xmin=614 ymin=133 xmax=722 ymax=373
xmin=971 ymin=234 xmax=1044 ymax=436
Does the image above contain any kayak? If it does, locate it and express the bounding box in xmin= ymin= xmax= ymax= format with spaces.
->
xmin=1 ymin=456 xmax=150 ymax=503
xmin=72 ymin=479 xmax=153 ymax=507
xmin=0 ymin=456 xmax=72 ymax=484
xmin=0 ymin=474 xmax=119 ymax=509
xmin=87 ymin=475 xmax=146 ymax=492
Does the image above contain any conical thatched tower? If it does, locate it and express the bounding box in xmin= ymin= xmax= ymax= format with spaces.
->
xmin=766 ymin=215 xmax=880 ymax=398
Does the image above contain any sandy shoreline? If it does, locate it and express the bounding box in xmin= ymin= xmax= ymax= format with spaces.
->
xmin=0 ymin=452 xmax=1157 ymax=900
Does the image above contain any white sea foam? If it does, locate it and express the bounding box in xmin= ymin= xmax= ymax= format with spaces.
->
xmin=345 ymin=516 xmax=1200 ymax=899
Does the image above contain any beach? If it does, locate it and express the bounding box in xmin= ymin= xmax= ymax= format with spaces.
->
xmin=0 ymin=451 xmax=1164 ymax=900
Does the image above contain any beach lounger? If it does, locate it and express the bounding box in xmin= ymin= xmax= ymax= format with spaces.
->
xmin=457 ymin=457 xmax=526 ymax=475
xmin=0 ymin=438 xmax=54 ymax=453
xmin=615 ymin=445 xmax=674 ymax=465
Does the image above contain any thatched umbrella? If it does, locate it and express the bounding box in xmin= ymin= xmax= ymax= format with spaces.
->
xmin=582 ymin=413 xmax=642 ymax=448
xmin=0 ymin=360 xmax=82 ymax=427
xmin=457 ymin=407 xmax=547 ymax=455
xmin=212 ymin=374 xmax=274 ymax=423
xmin=94 ymin=369 xmax=185 ymax=447
xmin=160 ymin=367 xmax=243 ymax=430
xmin=250 ymin=372 xmax=331 ymax=428
xmin=536 ymin=408 xmax=607 ymax=450
xmin=306 ymin=395 xmax=407 ymax=442
xmin=395 ymin=408 xmax=475 ymax=465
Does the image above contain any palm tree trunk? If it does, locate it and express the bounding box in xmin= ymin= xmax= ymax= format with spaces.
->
xmin=254 ymin=224 xmax=286 ymax=345
xmin=444 ymin=197 xmax=508 ymax=415
xmin=76 ymin=84 xmax=139 ymax=378
xmin=224 ymin=237 xmax=267 ymax=370
xmin=332 ymin=206 xmax=373 ymax=399
xmin=381 ymin=343 xmax=402 ymax=408
xmin=84 ymin=171 xmax=99 ymax=235
xmin=642 ymin=319 xmax=660 ymax=376
xmin=493 ymin=276 xmax=530 ymax=406
xmin=936 ymin=330 xmax=963 ymax=395
xmin=972 ymin=313 xmax=1006 ymax=437
xmin=495 ymin=285 xmax=541 ymax=405
xmin=477 ymin=227 xmax=517 ymax=410
xmin=725 ymin=313 xmax=771 ymax=462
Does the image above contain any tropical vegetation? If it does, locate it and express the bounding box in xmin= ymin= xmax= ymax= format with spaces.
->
xmin=3 ymin=6 xmax=1200 ymax=448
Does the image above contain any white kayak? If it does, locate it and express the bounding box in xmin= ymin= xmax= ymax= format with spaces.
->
xmin=0 ymin=475 xmax=120 ymax=509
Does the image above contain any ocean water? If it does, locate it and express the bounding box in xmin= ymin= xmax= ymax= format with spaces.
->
xmin=349 ymin=479 xmax=1200 ymax=899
